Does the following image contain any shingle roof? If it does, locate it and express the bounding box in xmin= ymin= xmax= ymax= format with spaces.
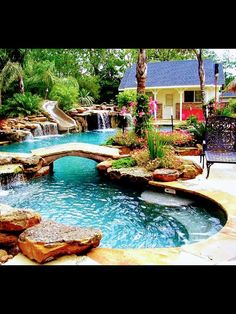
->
xmin=222 ymin=91 xmax=236 ymax=97
xmin=119 ymin=59 xmax=225 ymax=90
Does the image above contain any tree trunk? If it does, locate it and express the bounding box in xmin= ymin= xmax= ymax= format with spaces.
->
xmin=194 ymin=49 xmax=206 ymax=105
xmin=19 ymin=75 xmax=24 ymax=94
xmin=136 ymin=48 xmax=147 ymax=94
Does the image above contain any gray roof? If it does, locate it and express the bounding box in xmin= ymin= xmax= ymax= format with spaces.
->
xmin=119 ymin=59 xmax=225 ymax=90
xmin=222 ymin=91 xmax=236 ymax=97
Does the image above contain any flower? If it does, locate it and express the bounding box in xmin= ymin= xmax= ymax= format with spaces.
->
xmin=138 ymin=111 xmax=145 ymax=117
xmin=120 ymin=106 xmax=127 ymax=115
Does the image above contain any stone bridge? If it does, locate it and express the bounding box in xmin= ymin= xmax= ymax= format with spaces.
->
xmin=31 ymin=143 xmax=123 ymax=166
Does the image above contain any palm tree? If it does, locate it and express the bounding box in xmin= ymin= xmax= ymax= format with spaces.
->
xmin=192 ymin=49 xmax=206 ymax=106
xmin=0 ymin=61 xmax=24 ymax=106
xmin=136 ymin=48 xmax=147 ymax=94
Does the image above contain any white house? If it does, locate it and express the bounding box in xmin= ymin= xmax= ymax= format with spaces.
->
xmin=119 ymin=59 xmax=224 ymax=121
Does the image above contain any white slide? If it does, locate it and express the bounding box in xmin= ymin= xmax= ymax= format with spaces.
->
xmin=43 ymin=101 xmax=77 ymax=132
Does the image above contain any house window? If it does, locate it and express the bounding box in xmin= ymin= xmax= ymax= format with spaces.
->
xmin=184 ymin=91 xmax=202 ymax=102
xmin=184 ymin=91 xmax=194 ymax=102
xmin=194 ymin=91 xmax=202 ymax=102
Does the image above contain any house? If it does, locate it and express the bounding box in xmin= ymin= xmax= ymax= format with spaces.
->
xmin=220 ymin=91 xmax=236 ymax=105
xmin=119 ymin=59 xmax=224 ymax=121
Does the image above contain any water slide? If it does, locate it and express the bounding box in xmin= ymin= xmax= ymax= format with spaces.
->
xmin=43 ymin=101 xmax=77 ymax=132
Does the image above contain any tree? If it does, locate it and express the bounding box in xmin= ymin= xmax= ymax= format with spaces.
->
xmin=0 ymin=61 xmax=24 ymax=106
xmin=136 ymin=48 xmax=147 ymax=94
xmin=192 ymin=49 xmax=206 ymax=106
xmin=135 ymin=49 xmax=150 ymax=137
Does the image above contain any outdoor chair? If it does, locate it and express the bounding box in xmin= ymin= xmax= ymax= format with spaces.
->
xmin=203 ymin=115 xmax=236 ymax=178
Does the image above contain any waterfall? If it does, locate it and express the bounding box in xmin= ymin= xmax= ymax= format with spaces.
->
xmin=39 ymin=122 xmax=59 ymax=136
xmin=97 ymin=112 xmax=111 ymax=129
xmin=124 ymin=113 xmax=133 ymax=127
xmin=0 ymin=173 xmax=25 ymax=188
xmin=32 ymin=124 xmax=43 ymax=137
xmin=24 ymin=131 xmax=34 ymax=141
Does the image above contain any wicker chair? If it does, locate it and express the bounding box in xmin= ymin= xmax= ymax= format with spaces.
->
xmin=203 ymin=116 xmax=236 ymax=178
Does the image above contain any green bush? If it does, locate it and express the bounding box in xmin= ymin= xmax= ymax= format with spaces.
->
xmin=105 ymin=130 xmax=145 ymax=148
xmin=24 ymin=60 xmax=56 ymax=97
xmin=131 ymin=149 xmax=150 ymax=167
xmin=186 ymin=115 xmax=198 ymax=126
xmin=116 ymin=90 xmax=137 ymax=109
xmin=0 ymin=92 xmax=42 ymax=118
xmin=229 ymin=99 xmax=236 ymax=114
xmin=49 ymin=77 xmax=79 ymax=111
xmin=147 ymin=129 xmax=167 ymax=160
xmin=77 ymin=75 xmax=100 ymax=101
xmin=112 ymin=157 xmax=137 ymax=169
xmin=78 ymin=88 xmax=94 ymax=106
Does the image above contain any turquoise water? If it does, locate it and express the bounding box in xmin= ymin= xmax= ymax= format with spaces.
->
xmin=0 ymin=130 xmax=225 ymax=248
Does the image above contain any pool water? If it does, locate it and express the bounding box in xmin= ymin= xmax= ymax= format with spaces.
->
xmin=0 ymin=130 xmax=225 ymax=248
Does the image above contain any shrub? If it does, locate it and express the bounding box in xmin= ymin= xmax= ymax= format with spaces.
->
xmin=145 ymin=149 xmax=184 ymax=172
xmin=105 ymin=130 xmax=145 ymax=148
xmin=157 ymin=130 xmax=194 ymax=147
xmin=49 ymin=77 xmax=79 ymax=111
xmin=0 ymin=92 xmax=42 ymax=118
xmin=131 ymin=149 xmax=150 ymax=167
xmin=24 ymin=60 xmax=56 ymax=97
xmin=77 ymin=75 xmax=100 ymax=101
xmin=116 ymin=90 xmax=137 ymax=109
xmin=188 ymin=122 xmax=206 ymax=144
xmin=78 ymin=88 xmax=94 ymax=106
xmin=229 ymin=99 xmax=236 ymax=114
xmin=112 ymin=157 xmax=137 ymax=169
xmin=186 ymin=115 xmax=198 ymax=126
xmin=147 ymin=129 xmax=167 ymax=160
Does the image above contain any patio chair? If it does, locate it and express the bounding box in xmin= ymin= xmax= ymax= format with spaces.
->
xmin=203 ymin=115 xmax=236 ymax=178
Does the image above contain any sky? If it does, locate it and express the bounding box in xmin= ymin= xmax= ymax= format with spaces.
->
xmin=211 ymin=49 xmax=236 ymax=75
xmin=212 ymin=49 xmax=236 ymax=59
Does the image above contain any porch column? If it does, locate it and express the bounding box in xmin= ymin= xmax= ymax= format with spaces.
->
xmin=153 ymin=90 xmax=158 ymax=120
xmin=177 ymin=89 xmax=184 ymax=121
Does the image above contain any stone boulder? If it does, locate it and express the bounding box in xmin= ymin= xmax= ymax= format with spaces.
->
xmin=180 ymin=160 xmax=203 ymax=179
xmin=107 ymin=167 xmax=153 ymax=185
xmin=18 ymin=220 xmax=102 ymax=264
xmin=153 ymin=169 xmax=180 ymax=182
xmin=96 ymin=160 xmax=113 ymax=172
xmin=0 ymin=203 xmax=41 ymax=231
xmin=12 ymin=155 xmax=41 ymax=166
xmin=33 ymin=166 xmax=51 ymax=178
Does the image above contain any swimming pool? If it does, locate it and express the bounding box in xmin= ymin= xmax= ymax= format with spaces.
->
xmin=0 ymin=130 xmax=225 ymax=248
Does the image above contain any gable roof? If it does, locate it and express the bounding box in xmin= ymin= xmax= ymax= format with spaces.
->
xmin=119 ymin=59 xmax=225 ymax=90
xmin=222 ymin=91 xmax=236 ymax=97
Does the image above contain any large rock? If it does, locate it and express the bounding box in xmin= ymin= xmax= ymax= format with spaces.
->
xmin=18 ymin=220 xmax=102 ymax=264
xmin=0 ymin=204 xmax=41 ymax=231
xmin=153 ymin=169 xmax=180 ymax=182
xmin=180 ymin=160 xmax=203 ymax=179
xmin=96 ymin=160 xmax=113 ymax=172
xmin=12 ymin=155 xmax=41 ymax=166
xmin=107 ymin=167 xmax=153 ymax=184
xmin=34 ymin=166 xmax=51 ymax=178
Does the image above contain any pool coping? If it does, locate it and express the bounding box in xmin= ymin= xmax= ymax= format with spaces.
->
xmin=83 ymin=179 xmax=236 ymax=265
xmin=5 ymin=177 xmax=236 ymax=266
